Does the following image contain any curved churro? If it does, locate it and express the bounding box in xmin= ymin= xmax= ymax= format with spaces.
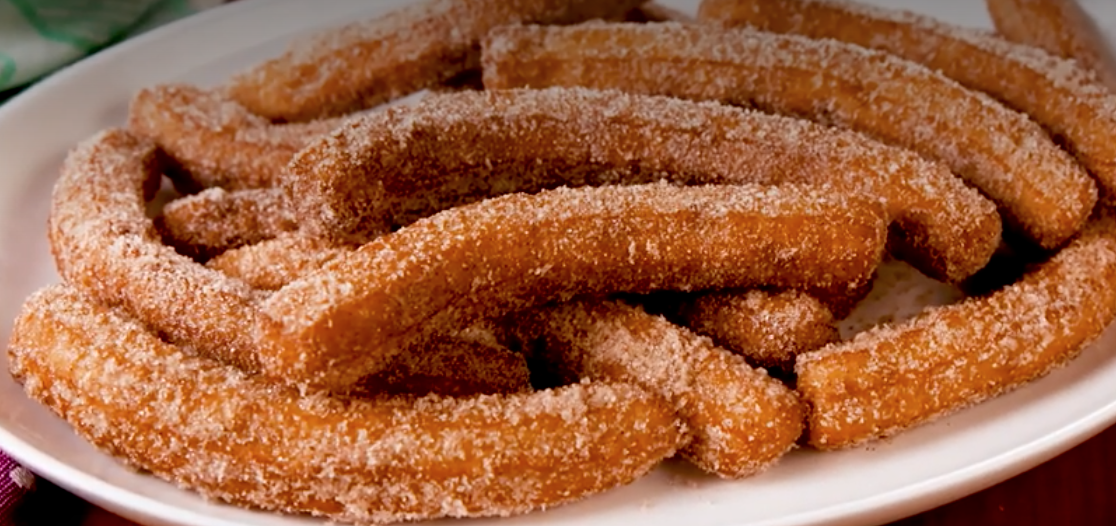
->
xmin=696 ymin=0 xmax=1116 ymax=211
xmin=225 ymin=0 xmax=644 ymax=121
xmin=512 ymin=300 xmax=804 ymax=478
xmin=481 ymin=23 xmax=1097 ymax=250
xmin=128 ymin=84 xmax=342 ymax=190
xmin=798 ymin=217 xmax=1116 ymax=449
xmin=8 ymin=285 xmax=684 ymax=524
xmin=261 ymin=181 xmax=888 ymax=392
xmin=986 ymin=0 xmax=1116 ymax=91
xmin=290 ymin=87 xmax=998 ymax=283
xmin=50 ymin=129 xmax=262 ymax=371
xmin=158 ymin=187 xmax=297 ymax=259
xmin=674 ymin=290 xmax=839 ymax=372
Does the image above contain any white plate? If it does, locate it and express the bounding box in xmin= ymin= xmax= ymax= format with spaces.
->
xmin=2 ymin=1 xmax=1116 ymax=525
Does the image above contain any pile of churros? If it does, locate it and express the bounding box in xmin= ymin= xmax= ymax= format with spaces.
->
xmin=8 ymin=0 xmax=1116 ymax=523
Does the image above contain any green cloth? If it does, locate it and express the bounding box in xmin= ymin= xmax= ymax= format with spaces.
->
xmin=0 ymin=0 xmax=220 ymax=93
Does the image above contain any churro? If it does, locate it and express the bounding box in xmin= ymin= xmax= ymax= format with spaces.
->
xmin=128 ymin=83 xmax=342 ymax=190
xmin=512 ymin=300 xmax=803 ymax=478
xmin=696 ymin=0 xmax=1116 ymax=209
xmin=290 ymin=87 xmax=998 ymax=283
xmin=798 ymin=217 xmax=1116 ymax=449
xmin=225 ymin=0 xmax=645 ymax=121
xmin=157 ymin=187 xmax=296 ymax=259
xmin=9 ymin=285 xmax=684 ymax=524
xmin=49 ymin=129 xmax=262 ymax=371
xmin=674 ymin=290 xmax=839 ymax=372
xmin=481 ymin=23 xmax=1097 ymax=250
xmin=259 ymin=182 xmax=887 ymax=392
xmin=986 ymin=0 xmax=1116 ymax=91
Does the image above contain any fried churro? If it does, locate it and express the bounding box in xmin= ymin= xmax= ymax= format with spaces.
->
xmin=482 ymin=23 xmax=1097 ymax=250
xmin=986 ymin=0 xmax=1116 ymax=91
xmin=225 ymin=0 xmax=645 ymax=121
xmin=128 ymin=84 xmax=342 ymax=190
xmin=697 ymin=0 xmax=1116 ymax=213
xmin=798 ymin=217 xmax=1116 ymax=449
xmin=49 ymin=129 xmax=262 ymax=371
xmin=674 ymin=290 xmax=839 ymax=372
xmin=290 ymin=87 xmax=998 ymax=283
xmin=259 ymin=182 xmax=888 ymax=392
xmin=9 ymin=285 xmax=684 ymax=524
xmin=512 ymin=300 xmax=803 ymax=478
xmin=157 ymin=187 xmax=296 ymax=259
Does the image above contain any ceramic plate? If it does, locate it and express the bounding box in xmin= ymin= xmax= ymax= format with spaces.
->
xmin=2 ymin=1 xmax=1115 ymax=525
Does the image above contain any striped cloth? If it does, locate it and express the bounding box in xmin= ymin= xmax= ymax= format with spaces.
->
xmin=0 ymin=455 xmax=34 ymax=525
xmin=0 ymin=0 xmax=223 ymax=93
xmin=0 ymin=3 xmax=231 ymax=522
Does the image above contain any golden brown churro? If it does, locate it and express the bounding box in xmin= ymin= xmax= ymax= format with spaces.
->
xmin=260 ymin=181 xmax=888 ymax=392
xmin=290 ymin=87 xmax=998 ymax=283
xmin=128 ymin=84 xmax=342 ymax=190
xmin=511 ymin=300 xmax=804 ymax=478
xmin=23 ymin=3 xmax=1116 ymax=522
xmin=986 ymin=0 xmax=1116 ymax=91
xmin=798 ymin=217 xmax=1116 ymax=449
xmin=225 ymin=0 xmax=645 ymax=121
xmin=49 ymin=129 xmax=263 ymax=371
xmin=9 ymin=285 xmax=685 ymax=524
xmin=697 ymin=0 xmax=1116 ymax=212
xmin=481 ymin=23 xmax=1097 ymax=250
xmin=157 ymin=187 xmax=296 ymax=259
xmin=673 ymin=290 xmax=839 ymax=372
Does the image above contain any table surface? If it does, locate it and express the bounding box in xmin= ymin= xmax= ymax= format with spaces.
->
xmin=74 ymin=422 xmax=1116 ymax=526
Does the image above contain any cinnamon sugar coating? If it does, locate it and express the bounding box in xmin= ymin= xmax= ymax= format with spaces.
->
xmin=259 ymin=182 xmax=888 ymax=393
xmin=225 ymin=0 xmax=645 ymax=121
xmin=49 ymin=129 xmax=261 ymax=371
xmin=674 ymin=290 xmax=839 ymax=372
xmin=290 ymin=87 xmax=998 ymax=282
xmin=698 ymin=0 xmax=1116 ymax=222
xmin=986 ymin=0 xmax=1116 ymax=91
xmin=511 ymin=300 xmax=803 ymax=478
xmin=158 ymin=187 xmax=297 ymax=259
xmin=797 ymin=217 xmax=1116 ymax=449
xmin=128 ymin=84 xmax=342 ymax=189
xmin=207 ymin=234 xmax=353 ymax=290
xmin=482 ymin=23 xmax=1096 ymax=250
xmin=8 ymin=286 xmax=684 ymax=524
